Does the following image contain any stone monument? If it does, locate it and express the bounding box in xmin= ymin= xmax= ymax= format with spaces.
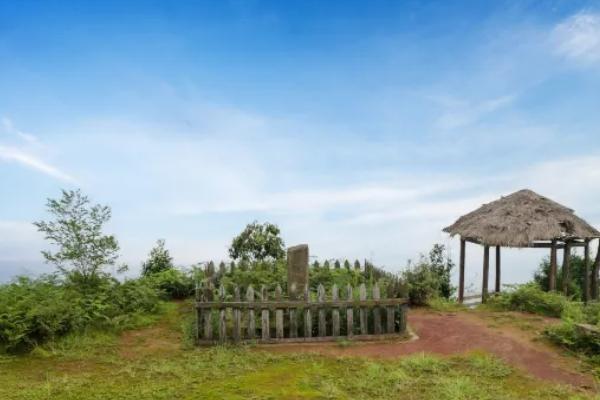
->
xmin=287 ymin=244 xmax=309 ymax=299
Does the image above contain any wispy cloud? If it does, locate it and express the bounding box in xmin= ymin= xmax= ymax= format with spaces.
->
xmin=0 ymin=117 xmax=75 ymax=183
xmin=430 ymin=94 xmax=516 ymax=130
xmin=552 ymin=11 xmax=600 ymax=65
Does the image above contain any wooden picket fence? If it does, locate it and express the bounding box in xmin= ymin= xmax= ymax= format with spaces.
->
xmin=195 ymin=282 xmax=408 ymax=344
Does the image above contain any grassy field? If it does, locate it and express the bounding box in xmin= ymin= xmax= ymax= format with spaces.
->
xmin=0 ymin=303 xmax=597 ymax=400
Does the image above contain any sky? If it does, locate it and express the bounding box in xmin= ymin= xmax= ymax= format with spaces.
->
xmin=1 ymin=0 xmax=600 ymax=290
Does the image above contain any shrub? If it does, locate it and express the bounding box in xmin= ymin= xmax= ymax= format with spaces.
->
xmin=0 ymin=275 xmax=162 ymax=353
xmin=144 ymin=269 xmax=194 ymax=300
xmin=486 ymin=283 xmax=568 ymax=317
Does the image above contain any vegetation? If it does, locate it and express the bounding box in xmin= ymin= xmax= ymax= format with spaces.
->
xmin=485 ymin=283 xmax=600 ymax=373
xmin=401 ymin=244 xmax=454 ymax=305
xmin=33 ymin=189 xmax=120 ymax=286
xmin=141 ymin=239 xmax=174 ymax=276
xmin=0 ymin=303 xmax=593 ymax=400
xmin=228 ymin=221 xmax=286 ymax=262
xmin=0 ymin=275 xmax=161 ymax=353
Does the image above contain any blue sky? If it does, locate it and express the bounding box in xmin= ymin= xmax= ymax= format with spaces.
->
xmin=1 ymin=1 xmax=600 ymax=289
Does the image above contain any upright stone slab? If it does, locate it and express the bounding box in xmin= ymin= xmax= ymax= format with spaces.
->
xmin=287 ymin=244 xmax=309 ymax=299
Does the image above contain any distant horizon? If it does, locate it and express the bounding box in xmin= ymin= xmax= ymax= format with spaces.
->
xmin=2 ymin=1 xmax=600 ymax=289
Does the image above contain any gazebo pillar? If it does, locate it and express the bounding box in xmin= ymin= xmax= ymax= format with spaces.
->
xmin=584 ymin=239 xmax=590 ymax=303
xmin=482 ymin=245 xmax=490 ymax=303
xmin=562 ymin=241 xmax=571 ymax=296
xmin=495 ymin=246 xmax=501 ymax=293
xmin=592 ymin=239 xmax=600 ymax=300
xmin=549 ymin=240 xmax=557 ymax=291
xmin=458 ymin=238 xmax=466 ymax=303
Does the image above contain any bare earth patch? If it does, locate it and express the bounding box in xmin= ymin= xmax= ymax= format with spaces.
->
xmin=260 ymin=308 xmax=597 ymax=391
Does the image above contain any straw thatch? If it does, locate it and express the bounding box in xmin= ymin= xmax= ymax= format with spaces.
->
xmin=443 ymin=189 xmax=600 ymax=247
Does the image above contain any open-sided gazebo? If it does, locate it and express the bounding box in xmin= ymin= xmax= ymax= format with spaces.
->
xmin=444 ymin=189 xmax=600 ymax=303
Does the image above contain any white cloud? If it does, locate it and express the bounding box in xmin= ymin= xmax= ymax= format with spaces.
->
xmin=552 ymin=11 xmax=600 ymax=65
xmin=0 ymin=117 xmax=75 ymax=183
xmin=0 ymin=145 xmax=76 ymax=183
xmin=432 ymin=94 xmax=516 ymax=130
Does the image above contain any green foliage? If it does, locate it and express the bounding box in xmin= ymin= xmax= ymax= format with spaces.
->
xmin=141 ymin=239 xmax=174 ymax=276
xmin=533 ymin=255 xmax=590 ymax=301
xmin=33 ymin=189 xmax=120 ymax=285
xmin=0 ymin=275 xmax=161 ymax=353
xmin=486 ymin=283 xmax=568 ymax=318
xmin=144 ymin=269 xmax=194 ymax=300
xmin=402 ymin=244 xmax=455 ymax=305
xmin=228 ymin=221 xmax=285 ymax=262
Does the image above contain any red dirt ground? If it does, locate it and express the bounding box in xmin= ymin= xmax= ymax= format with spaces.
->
xmin=262 ymin=309 xmax=596 ymax=390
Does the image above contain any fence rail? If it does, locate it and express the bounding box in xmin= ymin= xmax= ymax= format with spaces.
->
xmin=195 ymin=282 xmax=408 ymax=344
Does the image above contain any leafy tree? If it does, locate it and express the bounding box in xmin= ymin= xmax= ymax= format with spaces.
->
xmin=428 ymin=244 xmax=455 ymax=299
xmin=334 ymin=260 xmax=341 ymax=269
xmin=354 ymin=260 xmax=361 ymax=270
xmin=34 ymin=189 xmax=119 ymax=285
xmin=141 ymin=239 xmax=174 ymax=276
xmin=344 ymin=260 xmax=351 ymax=270
xmin=228 ymin=221 xmax=285 ymax=262
xmin=323 ymin=260 xmax=331 ymax=270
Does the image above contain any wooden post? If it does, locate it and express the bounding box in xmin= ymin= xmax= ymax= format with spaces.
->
xmin=218 ymin=285 xmax=226 ymax=342
xmin=399 ymin=304 xmax=408 ymax=333
xmin=233 ymin=286 xmax=241 ymax=342
xmin=317 ymin=284 xmax=326 ymax=337
xmin=331 ymin=284 xmax=340 ymax=337
xmin=563 ymin=241 xmax=571 ymax=296
xmin=196 ymin=281 xmax=202 ymax=342
xmin=246 ymin=285 xmax=255 ymax=339
xmin=304 ymin=284 xmax=312 ymax=338
xmin=373 ymin=282 xmax=382 ymax=334
xmin=593 ymin=239 xmax=600 ymax=300
xmin=275 ymin=285 xmax=284 ymax=339
xmin=482 ymin=245 xmax=490 ymax=303
xmin=459 ymin=238 xmax=466 ymax=303
xmin=203 ymin=281 xmax=214 ymax=341
xmin=359 ymin=284 xmax=368 ymax=335
xmin=495 ymin=246 xmax=501 ymax=293
xmin=386 ymin=287 xmax=395 ymax=334
xmin=261 ymin=286 xmax=270 ymax=340
xmin=346 ymin=284 xmax=354 ymax=337
xmin=584 ymin=240 xmax=591 ymax=303
xmin=549 ymin=240 xmax=557 ymax=291
xmin=289 ymin=283 xmax=298 ymax=338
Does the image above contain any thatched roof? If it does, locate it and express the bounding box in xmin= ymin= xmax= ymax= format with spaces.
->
xmin=443 ymin=189 xmax=600 ymax=247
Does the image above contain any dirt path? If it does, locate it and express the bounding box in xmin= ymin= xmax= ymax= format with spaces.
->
xmin=263 ymin=309 xmax=596 ymax=390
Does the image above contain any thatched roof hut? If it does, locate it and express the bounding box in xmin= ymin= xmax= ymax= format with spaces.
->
xmin=444 ymin=189 xmax=600 ymax=247
xmin=443 ymin=189 xmax=600 ymax=304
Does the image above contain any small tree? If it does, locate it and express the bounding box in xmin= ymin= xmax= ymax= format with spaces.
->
xmin=141 ymin=239 xmax=174 ymax=276
xmin=428 ymin=244 xmax=455 ymax=299
xmin=34 ymin=189 xmax=119 ymax=285
xmin=229 ymin=221 xmax=285 ymax=262
xmin=344 ymin=260 xmax=351 ymax=270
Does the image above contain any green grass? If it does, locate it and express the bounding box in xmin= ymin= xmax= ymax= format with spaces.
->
xmin=0 ymin=303 xmax=596 ymax=400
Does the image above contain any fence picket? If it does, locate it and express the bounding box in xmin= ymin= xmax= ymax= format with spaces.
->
xmin=203 ymin=281 xmax=214 ymax=340
xmin=233 ymin=286 xmax=241 ymax=342
xmin=289 ymin=283 xmax=298 ymax=338
xmin=318 ymin=284 xmax=326 ymax=337
xmin=332 ymin=284 xmax=340 ymax=336
xmin=246 ymin=285 xmax=255 ymax=339
xmin=261 ymin=286 xmax=270 ymax=340
xmin=304 ymin=285 xmax=312 ymax=338
xmin=275 ymin=285 xmax=284 ymax=339
xmin=359 ymin=283 xmax=368 ymax=335
xmin=373 ymin=283 xmax=382 ymax=335
xmin=346 ymin=284 xmax=354 ymax=337
xmin=386 ymin=287 xmax=395 ymax=333
xmin=218 ymin=285 xmax=226 ymax=342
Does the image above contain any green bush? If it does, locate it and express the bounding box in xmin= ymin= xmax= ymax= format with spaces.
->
xmin=144 ymin=269 xmax=194 ymax=299
xmin=486 ymin=283 xmax=568 ymax=318
xmin=0 ymin=275 xmax=162 ymax=353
